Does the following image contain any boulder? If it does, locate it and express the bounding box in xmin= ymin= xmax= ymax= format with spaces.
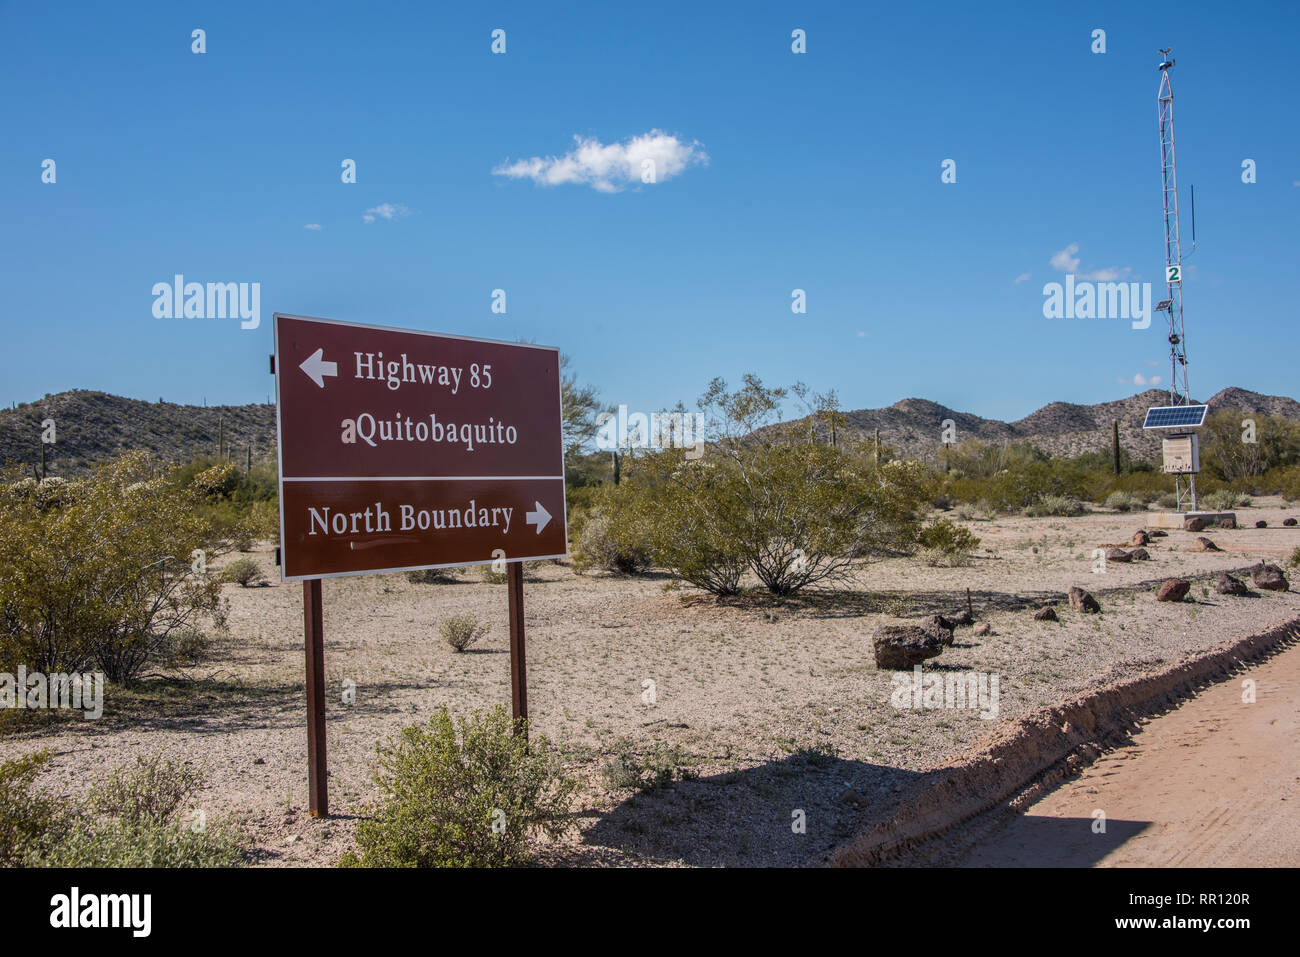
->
xmin=1218 ymin=516 xmax=1237 ymax=529
xmin=1285 ymin=518 xmax=1298 ymax=527
xmin=1256 ymin=520 xmax=1268 ymax=529
xmin=1068 ymin=586 xmax=1100 ymax=613
xmin=1193 ymin=536 xmax=1221 ymax=552
xmin=919 ymin=614 xmax=956 ymax=647
xmin=1105 ymin=548 xmax=1132 ymax=563
xmin=1130 ymin=547 xmax=1151 ymax=561
xmin=1033 ymin=606 xmax=1059 ymax=622
xmin=1215 ymin=572 xmax=1251 ymax=596
xmin=1157 ymin=579 xmax=1191 ymax=602
xmin=1185 ymin=517 xmax=1207 ymax=532
xmin=1250 ymin=562 xmax=1290 ymax=592
xmin=872 ymin=626 xmax=944 ymax=670
xmin=1132 ymin=531 xmax=1149 ymax=547
xmin=949 ymin=609 xmax=975 ymax=627
xmin=1148 ymin=529 xmax=1168 ymax=538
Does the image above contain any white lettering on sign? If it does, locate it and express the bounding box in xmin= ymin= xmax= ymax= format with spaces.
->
xmin=307 ymin=501 xmax=513 ymax=536
xmin=352 ymin=352 xmax=495 ymax=394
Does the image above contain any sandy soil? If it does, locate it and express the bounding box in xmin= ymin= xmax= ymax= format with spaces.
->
xmin=4 ymin=499 xmax=1299 ymax=867
xmin=929 ymin=636 xmax=1300 ymax=867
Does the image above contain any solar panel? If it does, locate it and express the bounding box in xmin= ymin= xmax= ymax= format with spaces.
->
xmin=1143 ymin=404 xmax=1208 ymax=429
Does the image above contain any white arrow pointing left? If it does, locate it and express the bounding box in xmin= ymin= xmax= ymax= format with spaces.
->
xmin=526 ymin=501 xmax=552 ymax=534
xmin=299 ymin=348 xmax=338 ymax=388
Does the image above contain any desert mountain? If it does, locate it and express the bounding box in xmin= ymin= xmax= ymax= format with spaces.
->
xmin=2 ymin=386 xmax=1298 ymax=477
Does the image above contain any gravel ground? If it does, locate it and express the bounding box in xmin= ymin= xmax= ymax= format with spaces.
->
xmin=5 ymin=499 xmax=1299 ymax=867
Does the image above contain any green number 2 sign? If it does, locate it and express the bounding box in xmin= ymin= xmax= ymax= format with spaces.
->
xmin=1166 ymin=264 xmax=1181 ymax=283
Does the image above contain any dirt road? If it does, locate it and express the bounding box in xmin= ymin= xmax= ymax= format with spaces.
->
xmin=949 ymin=640 xmax=1300 ymax=867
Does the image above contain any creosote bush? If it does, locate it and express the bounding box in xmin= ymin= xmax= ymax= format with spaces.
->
xmin=1103 ymin=490 xmax=1146 ymax=513
xmin=1 ymin=750 xmax=245 ymax=868
xmin=222 ymin=556 xmax=265 ymax=587
xmin=440 ymin=614 xmax=488 ymax=652
xmin=0 ymin=452 xmax=232 ymax=681
xmin=0 ymin=751 xmax=65 ymax=866
xmin=917 ymin=518 xmax=981 ymax=566
xmin=609 ymin=376 xmax=932 ymax=596
xmin=406 ymin=567 xmax=459 ymax=585
xmin=342 ymin=706 xmax=576 ymax=867
xmin=1024 ymin=493 xmax=1085 ymax=517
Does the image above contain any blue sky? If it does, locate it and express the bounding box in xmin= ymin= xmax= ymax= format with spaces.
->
xmin=2 ymin=0 xmax=1297 ymax=423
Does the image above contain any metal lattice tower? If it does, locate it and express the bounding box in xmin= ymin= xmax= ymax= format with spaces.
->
xmin=1157 ymin=49 xmax=1189 ymax=406
xmin=1156 ymin=49 xmax=1197 ymax=511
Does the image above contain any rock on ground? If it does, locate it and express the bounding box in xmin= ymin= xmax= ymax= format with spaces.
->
xmin=1193 ymin=536 xmax=1221 ymax=552
xmin=1157 ymin=579 xmax=1191 ymax=602
xmin=919 ymin=614 xmax=956 ymax=647
xmin=1215 ymin=572 xmax=1251 ymax=597
xmin=1250 ymin=562 xmax=1290 ymax=592
xmin=1068 ymin=586 xmax=1100 ymax=613
xmin=872 ymin=625 xmax=944 ymax=670
xmin=1033 ymin=606 xmax=1059 ymax=622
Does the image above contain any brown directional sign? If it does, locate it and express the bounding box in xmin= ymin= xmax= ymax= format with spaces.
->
xmin=274 ymin=313 xmax=567 ymax=580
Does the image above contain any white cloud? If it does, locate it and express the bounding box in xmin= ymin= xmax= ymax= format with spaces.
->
xmin=1133 ymin=373 xmax=1163 ymax=387
xmin=362 ymin=203 xmax=411 ymax=223
xmin=493 ymin=130 xmax=708 ymax=193
xmin=1050 ymin=242 xmax=1131 ymax=280
xmin=1050 ymin=243 xmax=1080 ymax=272
xmin=1080 ymin=266 xmax=1133 ymax=281
xmin=1013 ymin=272 xmax=1031 ymax=284
xmin=304 ymin=223 xmax=322 ymax=230
xmin=857 ymin=331 xmax=866 ymax=338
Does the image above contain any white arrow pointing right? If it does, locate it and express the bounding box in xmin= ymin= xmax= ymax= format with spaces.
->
xmin=299 ymin=348 xmax=338 ymax=389
xmin=525 ymin=501 xmax=552 ymax=534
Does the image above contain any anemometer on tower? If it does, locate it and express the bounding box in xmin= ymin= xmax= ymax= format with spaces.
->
xmin=1143 ymin=48 xmax=1209 ymax=515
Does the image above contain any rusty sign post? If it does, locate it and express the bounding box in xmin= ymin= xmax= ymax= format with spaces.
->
xmin=274 ymin=313 xmax=567 ymax=815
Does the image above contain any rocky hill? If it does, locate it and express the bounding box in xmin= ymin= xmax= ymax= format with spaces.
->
xmin=0 ymin=391 xmax=275 ymax=476
xmin=3 ymin=386 xmax=1298 ymax=477
xmin=780 ymin=387 xmax=1300 ymax=463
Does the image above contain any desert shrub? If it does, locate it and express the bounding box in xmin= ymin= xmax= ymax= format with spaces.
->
xmin=601 ymin=742 xmax=697 ymax=793
xmin=440 ymin=614 xmax=488 ymax=652
xmin=222 ymin=556 xmax=265 ymax=587
xmin=0 ymin=751 xmax=65 ymax=866
xmin=916 ymin=518 xmax=981 ymax=566
xmin=1200 ymin=489 xmax=1252 ymax=510
xmin=478 ymin=564 xmax=506 ymax=584
xmin=614 ymin=377 xmax=932 ymax=596
xmin=95 ymin=753 xmax=203 ymax=826
xmin=1155 ymin=492 xmax=1179 ymax=509
xmin=572 ymin=502 xmax=652 ymax=575
xmin=5 ymin=749 xmax=244 ymax=868
xmin=1200 ymin=411 xmax=1300 ymax=482
xmin=157 ymin=626 xmax=211 ymax=668
xmin=406 ymin=567 xmax=459 ymax=585
xmin=1289 ymin=546 xmax=1300 ymax=568
xmin=343 ymin=706 xmax=576 ymax=867
xmin=34 ymin=815 xmax=245 ymax=868
xmin=1024 ymin=493 xmax=1085 ymax=517
xmin=1103 ymin=490 xmax=1146 ymax=513
xmin=0 ymin=452 xmax=229 ymax=680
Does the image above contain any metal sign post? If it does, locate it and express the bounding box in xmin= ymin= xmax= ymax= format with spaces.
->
xmin=272 ymin=313 xmax=567 ymax=814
